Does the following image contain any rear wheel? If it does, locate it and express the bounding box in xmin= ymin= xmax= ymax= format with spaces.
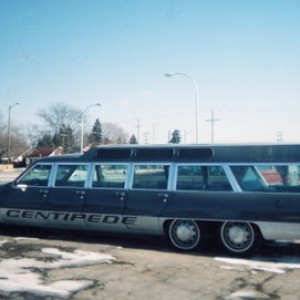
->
xmin=168 ymin=219 xmax=207 ymax=251
xmin=220 ymin=222 xmax=261 ymax=256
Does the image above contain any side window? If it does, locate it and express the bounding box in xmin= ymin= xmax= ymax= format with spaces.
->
xmin=55 ymin=165 xmax=88 ymax=187
xmin=257 ymin=165 xmax=283 ymax=186
xmin=207 ymin=166 xmax=232 ymax=191
xmin=234 ymin=164 xmax=300 ymax=193
xmin=92 ymin=164 xmax=127 ymax=188
xmin=284 ymin=165 xmax=300 ymax=186
xmin=133 ymin=165 xmax=169 ymax=190
xmin=176 ymin=166 xmax=205 ymax=190
xmin=231 ymin=166 xmax=266 ymax=191
xmin=176 ymin=165 xmax=232 ymax=191
xmin=18 ymin=164 xmax=52 ymax=187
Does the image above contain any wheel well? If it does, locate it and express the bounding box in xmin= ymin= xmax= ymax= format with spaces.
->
xmin=250 ymin=222 xmax=263 ymax=240
xmin=163 ymin=219 xmax=172 ymax=234
xmin=220 ymin=221 xmax=262 ymax=235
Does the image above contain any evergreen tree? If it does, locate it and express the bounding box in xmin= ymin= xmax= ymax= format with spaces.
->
xmin=88 ymin=118 xmax=103 ymax=145
xmin=52 ymin=124 xmax=75 ymax=153
xmin=169 ymin=129 xmax=181 ymax=144
xmin=37 ymin=134 xmax=53 ymax=147
xmin=129 ymin=134 xmax=138 ymax=144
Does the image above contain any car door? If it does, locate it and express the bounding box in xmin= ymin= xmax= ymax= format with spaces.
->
xmin=82 ymin=163 xmax=128 ymax=231
xmin=123 ymin=164 xmax=171 ymax=234
xmin=0 ymin=164 xmax=52 ymax=226
xmin=46 ymin=164 xmax=89 ymax=228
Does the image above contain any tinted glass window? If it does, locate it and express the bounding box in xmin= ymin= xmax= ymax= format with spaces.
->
xmin=207 ymin=166 xmax=232 ymax=191
xmin=176 ymin=165 xmax=232 ymax=191
xmin=18 ymin=164 xmax=52 ymax=187
xmin=232 ymin=165 xmax=300 ymax=193
xmin=55 ymin=165 xmax=88 ymax=187
xmin=256 ymin=165 xmax=283 ymax=186
xmin=133 ymin=165 xmax=169 ymax=189
xmin=92 ymin=164 xmax=127 ymax=188
xmin=177 ymin=166 xmax=205 ymax=190
xmin=231 ymin=166 xmax=266 ymax=191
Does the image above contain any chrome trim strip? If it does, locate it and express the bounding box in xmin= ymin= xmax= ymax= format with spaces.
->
xmin=254 ymin=221 xmax=300 ymax=240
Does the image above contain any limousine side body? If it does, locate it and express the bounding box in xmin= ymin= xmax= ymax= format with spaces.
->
xmin=1 ymin=144 xmax=300 ymax=256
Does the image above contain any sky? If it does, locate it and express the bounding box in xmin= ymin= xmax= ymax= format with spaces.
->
xmin=1 ymin=0 xmax=300 ymax=144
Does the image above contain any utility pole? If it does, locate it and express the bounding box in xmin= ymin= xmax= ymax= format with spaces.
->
xmin=276 ymin=131 xmax=284 ymax=143
xmin=8 ymin=102 xmax=20 ymax=164
xmin=152 ymin=123 xmax=155 ymax=144
xmin=143 ymin=132 xmax=150 ymax=144
xmin=136 ymin=119 xmax=141 ymax=143
xmin=206 ymin=110 xmax=220 ymax=143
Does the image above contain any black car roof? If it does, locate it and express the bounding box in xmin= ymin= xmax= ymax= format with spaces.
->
xmin=35 ymin=144 xmax=300 ymax=164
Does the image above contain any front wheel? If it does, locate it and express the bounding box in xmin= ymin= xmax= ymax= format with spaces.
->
xmin=167 ymin=219 xmax=207 ymax=251
xmin=219 ymin=222 xmax=261 ymax=256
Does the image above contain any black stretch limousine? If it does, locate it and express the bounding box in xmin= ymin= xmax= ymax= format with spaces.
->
xmin=1 ymin=144 xmax=300 ymax=256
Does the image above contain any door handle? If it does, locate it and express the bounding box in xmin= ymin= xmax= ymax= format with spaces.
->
xmin=116 ymin=191 xmax=126 ymax=201
xmin=158 ymin=193 xmax=169 ymax=202
xmin=40 ymin=190 xmax=49 ymax=198
xmin=40 ymin=189 xmax=48 ymax=193
xmin=158 ymin=193 xmax=169 ymax=198
xmin=76 ymin=190 xmax=86 ymax=195
xmin=76 ymin=190 xmax=86 ymax=199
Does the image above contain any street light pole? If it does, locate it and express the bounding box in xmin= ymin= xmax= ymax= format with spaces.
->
xmin=80 ymin=103 xmax=101 ymax=153
xmin=165 ymin=72 xmax=199 ymax=144
xmin=8 ymin=102 xmax=20 ymax=164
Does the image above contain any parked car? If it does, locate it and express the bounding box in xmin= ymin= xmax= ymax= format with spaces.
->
xmin=257 ymin=165 xmax=283 ymax=186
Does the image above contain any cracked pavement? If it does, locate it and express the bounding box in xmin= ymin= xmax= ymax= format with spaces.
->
xmin=0 ymin=227 xmax=300 ymax=299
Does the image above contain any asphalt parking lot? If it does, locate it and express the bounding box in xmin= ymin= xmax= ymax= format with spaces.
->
xmin=1 ymin=227 xmax=300 ymax=299
xmin=1 ymin=169 xmax=300 ymax=299
xmin=0 ymin=168 xmax=24 ymax=185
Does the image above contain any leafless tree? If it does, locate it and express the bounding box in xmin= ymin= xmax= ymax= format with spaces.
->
xmin=36 ymin=103 xmax=82 ymax=135
xmin=35 ymin=103 xmax=84 ymax=150
xmin=36 ymin=103 xmax=130 ymax=150
xmin=8 ymin=126 xmax=30 ymax=157
xmin=102 ymin=122 xmax=128 ymax=144
xmin=0 ymin=112 xmax=6 ymax=157
xmin=0 ymin=110 xmax=29 ymax=160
